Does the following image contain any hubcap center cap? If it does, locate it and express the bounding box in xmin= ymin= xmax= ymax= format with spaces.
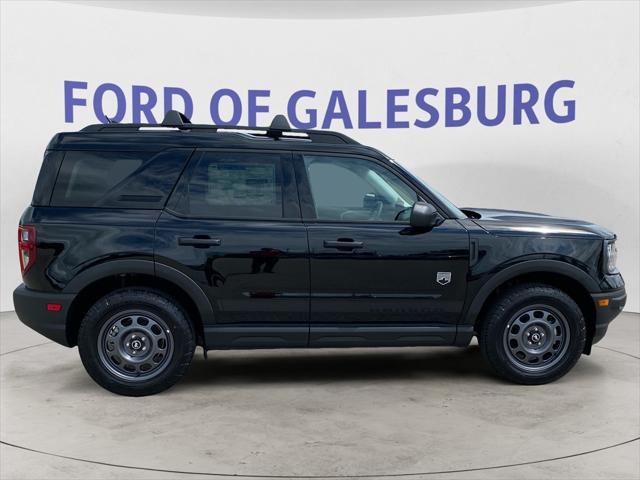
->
xmin=124 ymin=333 xmax=149 ymax=356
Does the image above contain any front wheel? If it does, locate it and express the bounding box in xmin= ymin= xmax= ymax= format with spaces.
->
xmin=479 ymin=283 xmax=586 ymax=384
xmin=78 ymin=289 xmax=195 ymax=396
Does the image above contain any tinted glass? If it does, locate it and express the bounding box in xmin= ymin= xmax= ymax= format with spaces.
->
xmin=303 ymin=155 xmax=418 ymax=222
xmin=185 ymin=152 xmax=284 ymax=218
xmin=99 ymin=149 xmax=192 ymax=209
xmin=32 ymin=150 xmax=64 ymax=206
xmin=51 ymin=151 xmax=151 ymax=206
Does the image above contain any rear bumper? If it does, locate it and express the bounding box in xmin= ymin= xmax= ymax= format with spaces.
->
xmin=590 ymin=287 xmax=627 ymax=346
xmin=13 ymin=284 xmax=75 ymax=347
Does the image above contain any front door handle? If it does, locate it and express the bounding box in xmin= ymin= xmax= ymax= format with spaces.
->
xmin=323 ymin=239 xmax=364 ymax=250
xmin=178 ymin=237 xmax=222 ymax=247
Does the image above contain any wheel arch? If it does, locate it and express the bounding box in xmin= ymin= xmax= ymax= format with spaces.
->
xmin=64 ymin=260 xmax=213 ymax=349
xmin=464 ymin=260 xmax=598 ymax=353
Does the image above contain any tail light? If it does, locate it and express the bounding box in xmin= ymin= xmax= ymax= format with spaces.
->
xmin=18 ymin=225 xmax=36 ymax=275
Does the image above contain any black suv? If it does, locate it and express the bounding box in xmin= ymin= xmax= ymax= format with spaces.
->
xmin=14 ymin=112 xmax=626 ymax=396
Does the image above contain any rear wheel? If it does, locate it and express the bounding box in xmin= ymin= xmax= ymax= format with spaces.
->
xmin=78 ymin=289 xmax=195 ymax=396
xmin=479 ymin=283 xmax=586 ymax=384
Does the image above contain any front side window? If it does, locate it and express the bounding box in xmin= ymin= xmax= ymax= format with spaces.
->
xmin=185 ymin=152 xmax=284 ymax=218
xmin=303 ymin=155 xmax=418 ymax=222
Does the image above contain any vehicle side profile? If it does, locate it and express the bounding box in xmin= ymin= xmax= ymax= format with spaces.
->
xmin=14 ymin=111 xmax=626 ymax=396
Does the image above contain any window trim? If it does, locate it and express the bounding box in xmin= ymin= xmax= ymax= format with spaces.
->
xmin=167 ymin=148 xmax=302 ymax=221
xmin=292 ymin=151 xmax=441 ymax=225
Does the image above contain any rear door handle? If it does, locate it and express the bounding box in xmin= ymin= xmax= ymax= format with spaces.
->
xmin=323 ymin=240 xmax=364 ymax=249
xmin=178 ymin=237 xmax=222 ymax=247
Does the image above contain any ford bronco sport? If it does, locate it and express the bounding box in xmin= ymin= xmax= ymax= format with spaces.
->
xmin=14 ymin=112 xmax=626 ymax=396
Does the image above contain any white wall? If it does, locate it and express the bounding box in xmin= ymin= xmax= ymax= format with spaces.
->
xmin=1 ymin=0 xmax=638 ymax=312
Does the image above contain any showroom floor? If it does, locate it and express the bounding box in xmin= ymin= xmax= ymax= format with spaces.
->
xmin=1 ymin=310 xmax=638 ymax=480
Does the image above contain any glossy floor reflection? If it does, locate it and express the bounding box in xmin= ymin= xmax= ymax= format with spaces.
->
xmin=1 ymin=310 xmax=638 ymax=480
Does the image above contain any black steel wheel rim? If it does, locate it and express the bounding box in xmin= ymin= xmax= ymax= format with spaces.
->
xmin=502 ymin=304 xmax=571 ymax=373
xmin=97 ymin=310 xmax=174 ymax=382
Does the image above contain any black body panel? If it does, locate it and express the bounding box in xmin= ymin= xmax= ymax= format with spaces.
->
xmin=590 ymin=288 xmax=627 ymax=344
xmin=155 ymin=212 xmax=310 ymax=340
xmin=20 ymin=206 xmax=158 ymax=293
xmin=13 ymin=284 xmax=75 ymax=346
xmin=305 ymin=220 xmax=469 ymax=327
xmin=13 ymin=123 xmax=626 ymax=353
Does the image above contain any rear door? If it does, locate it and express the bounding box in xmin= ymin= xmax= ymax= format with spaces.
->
xmin=155 ymin=149 xmax=310 ymax=348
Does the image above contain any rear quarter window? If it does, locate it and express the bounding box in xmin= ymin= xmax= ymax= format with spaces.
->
xmin=50 ymin=149 xmax=192 ymax=208
xmin=32 ymin=150 xmax=64 ymax=206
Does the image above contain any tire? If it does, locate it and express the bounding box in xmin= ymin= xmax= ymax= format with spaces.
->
xmin=479 ymin=283 xmax=586 ymax=385
xmin=77 ymin=288 xmax=196 ymax=396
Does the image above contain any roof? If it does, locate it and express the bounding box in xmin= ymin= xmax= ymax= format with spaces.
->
xmin=47 ymin=111 xmax=378 ymax=156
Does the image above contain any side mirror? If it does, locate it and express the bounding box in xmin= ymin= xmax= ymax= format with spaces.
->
xmin=410 ymin=202 xmax=443 ymax=229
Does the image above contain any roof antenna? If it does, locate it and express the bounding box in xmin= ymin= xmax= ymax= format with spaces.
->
xmin=267 ymin=114 xmax=291 ymax=139
xmin=162 ymin=110 xmax=192 ymax=127
xmin=104 ymin=116 xmax=113 ymax=124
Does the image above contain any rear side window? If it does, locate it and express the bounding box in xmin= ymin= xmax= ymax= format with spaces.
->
xmin=181 ymin=152 xmax=284 ymax=218
xmin=51 ymin=150 xmax=191 ymax=208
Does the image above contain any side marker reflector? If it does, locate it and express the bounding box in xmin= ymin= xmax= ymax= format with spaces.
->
xmin=47 ymin=303 xmax=62 ymax=312
xmin=597 ymin=299 xmax=610 ymax=307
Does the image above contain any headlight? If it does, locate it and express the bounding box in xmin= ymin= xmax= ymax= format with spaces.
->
xmin=604 ymin=241 xmax=618 ymax=274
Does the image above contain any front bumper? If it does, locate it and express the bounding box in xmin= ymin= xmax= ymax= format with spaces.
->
xmin=590 ymin=287 xmax=627 ymax=346
xmin=13 ymin=284 xmax=75 ymax=347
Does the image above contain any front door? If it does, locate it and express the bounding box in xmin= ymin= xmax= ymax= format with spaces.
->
xmin=295 ymin=153 xmax=469 ymax=347
xmin=155 ymin=150 xmax=309 ymax=348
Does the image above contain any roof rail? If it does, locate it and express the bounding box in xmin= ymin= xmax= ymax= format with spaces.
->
xmin=80 ymin=111 xmax=359 ymax=145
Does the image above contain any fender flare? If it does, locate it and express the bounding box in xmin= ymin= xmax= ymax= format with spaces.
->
xmin=155 ymin=262 xmax=214 ymax=326
xmin=64 ymin=259 xmax=155 ymax=292
xmin=64 ymin=258 xmax=214 ymax=330
xmin=462 ymin=259 xmax=599 ymax=325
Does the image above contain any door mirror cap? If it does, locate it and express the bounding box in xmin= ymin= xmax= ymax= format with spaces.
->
xmin=410 ymin=202 xmax=443 ymax=229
